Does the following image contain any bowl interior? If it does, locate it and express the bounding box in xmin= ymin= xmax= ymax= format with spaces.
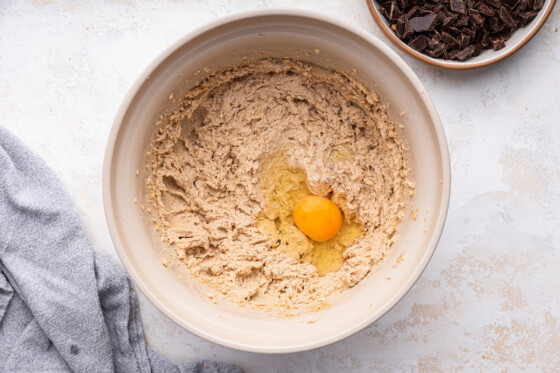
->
xmin=367 ymin=0 xmax=556 ymax=69
xmin=104 ymin=12 xmax=450 ymax=353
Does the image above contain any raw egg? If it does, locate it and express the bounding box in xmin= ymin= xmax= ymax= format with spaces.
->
xmin=293 ymin=195 xmax=342 ymax=242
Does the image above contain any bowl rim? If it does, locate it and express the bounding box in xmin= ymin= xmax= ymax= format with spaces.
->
xmin=366 ymin=0 xmax=557 ymax=70
xmin=102 ymin=8 xmax=451 ymax=353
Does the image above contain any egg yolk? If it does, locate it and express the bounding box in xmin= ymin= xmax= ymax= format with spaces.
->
xmin=293 ymin=195 xmax=342 ymax=242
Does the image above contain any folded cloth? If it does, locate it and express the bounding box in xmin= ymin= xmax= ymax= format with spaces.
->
xmin=0 ymin=127 xmax=242 ymax=373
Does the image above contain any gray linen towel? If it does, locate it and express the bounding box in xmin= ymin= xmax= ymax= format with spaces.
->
xmin=0 ymin=126 xmax=242 ymax=373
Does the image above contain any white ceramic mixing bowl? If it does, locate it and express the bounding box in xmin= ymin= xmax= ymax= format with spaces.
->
xmin=103 ymin=10 xmax=450 ymax=353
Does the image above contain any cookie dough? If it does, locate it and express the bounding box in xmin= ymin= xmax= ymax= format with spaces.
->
xmin=147 ymin=58 xmax=413 ymax=314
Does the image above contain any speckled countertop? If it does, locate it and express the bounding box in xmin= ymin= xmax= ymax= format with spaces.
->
xmin=1 ymin=1 xmax=559 ymax=371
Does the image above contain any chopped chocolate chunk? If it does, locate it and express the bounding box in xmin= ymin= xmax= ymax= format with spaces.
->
xmin=499 ymin=6 xmax=517 ymax=27
xmin=441 ymin=31 xmax=460 ymax=48
xmin=478 ymin=3 xmax=497 ymax=16
xmin=460 ymin=33 xmax=472 ymax=48
xmin=447 ymin=49 xmax=461 ymax=60
xmin=484 ymin=0 xmax=501 ymax=9
xmin=500 ymin=28 xmax=513 ymax=41
xmin=409 ymin=14 xmax=439 ymax=32
xmin=489 ymin=14 xmax=506 ymax=32
xmin=480 ymin=30 xmax=491 ymax=47
xmin=439 ymin=32 xmax=456 ymax=47
xmin=377 ymin=0 xmax=547 ymax=61
xmin=397 ymin=0 xmax=407 ymax=9
xmin=450 ymin=0 xmax=468 ymax=14
xmin=456 ymin=14 xmax=471 ymax=26
xmin=442 ymin=14 xmax=459 ymax=28
xmin=428 ymin=38 xmax=441 ymax=51
xmin=490 ymin=35 xmax=506 ymax=49
xmin=469 ymin=9 xmax=486 ymax=28
xmin=382 ymin=1 xmax=402 ymax=21
xmin=396 ymin=15 xmax=414 ymax=39
xmin=455 ymin=44 xmax=477 ymax=60
xmin=405 ymin=5 xmax=420 ymax=18
xmin=518 ymin=10 xmax=538 ymax=26
xmin=424 ymin=43 xmax=448 ymax=57
xmin=505 ymin=0 xmax=523 ymax=9
xmin=532 ymin=0 xmax=545 ymax=10
xmin=423 ymin=49 xmax=439 ymax=58
xmin=408 ymin=34 xmax=431 ymax=52
xmin=516 ymin=0 xmax=529 ymax=12
xmin=473 ymin=42 xmax=484 ymax=56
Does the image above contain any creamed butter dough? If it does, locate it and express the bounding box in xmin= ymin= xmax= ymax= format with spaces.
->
xmin=147 ymin=58 xmax=414 ymax=314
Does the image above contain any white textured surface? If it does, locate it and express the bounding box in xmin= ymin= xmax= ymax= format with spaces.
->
xmin=1 ymin=1 xmax=559 ymax=371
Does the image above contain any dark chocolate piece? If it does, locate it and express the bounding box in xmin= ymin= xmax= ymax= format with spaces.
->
xmin=469 ymin=9 xmax=486 ymax=28
xmin=516 ymin=0 xmax=529 ymax=12
xmin=478 ymin=3 xmax=497 ymax=16
xmin=460 ymin=33 xmax=472 ymax=48
xmin=450 ymin=0 xmax=467 ymax=14
xmin=499 ymin=6 xmax=517 ymax=28
xmin=447 ymin=49 xmax=462 ymax=60
xmin=396 ymin=15 xmax=414 ymax=39
xmin=442 ymin=14 xmax=459 ymax=28
xmin=455 ymin=45 xmax=476 ymax=60
xmin=484 ymin=0 xmax=501 ymax=9
xmin=532 ymin=0 xmax=545 ymax=11
xmin=408 ymin=34 xmax=431 ymax=52
xmin=505 ymin=0 xmax=523 ymax=9
xmin=423 ymin=49 xmax=440 ymax=58
xmin=490 ymin=36 xmax=506 ymax=49
xmin=473 ymin=42 xmax=484 ymax=56
xmin=518 ymin=11 xmax=538 ymax=26
xmin=489 ymin=15 xmax=506 ymax=33
xmin=441 ymin=31 xmax=460 ymax=48
xmin=429 ymin=36 xmax=443 ymax=50
xmin=456 ymin=14 xmax=471 ymax=26
xmin=480 ymin=30 xmax=491 ymax=47
xmin=397 ymin=0 xmax=407 ymax=9
xmin=500 ymin=28 xmax=513 ymax=41
xmin=405 ymin=5 xmax=420 ymax=18
xmin=409 ymin=14 xmax=439 ymax=32
xmin=381 ymin=1 xmax=402 ymax=21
